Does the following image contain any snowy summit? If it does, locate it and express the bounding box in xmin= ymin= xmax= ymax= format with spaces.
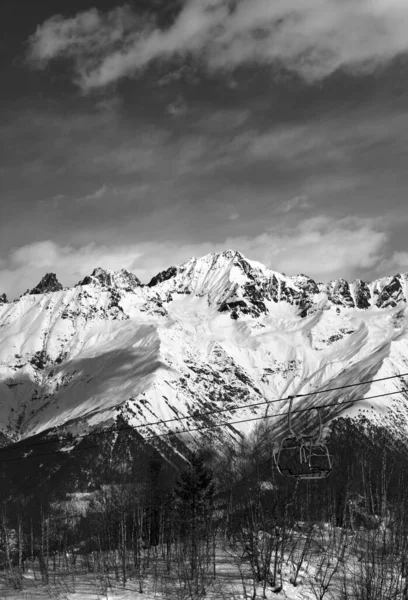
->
xmin=0 ymin=249 xmax=407 ymax=454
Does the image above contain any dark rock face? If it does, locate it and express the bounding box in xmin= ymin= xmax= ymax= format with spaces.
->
xmin=220 ymin=274 xmax=315 ymax=319
xmin=78 ymin=268 xmax=141 ymax=290
xmin=78 ymin=268 xmax=113 ymax=288
xmin=29 ymin=273 xmax=63 ymax=295
xmin=148 ymin=266 xmax=178 ymax=287
xmin=236 ymin=257 xmax=256 ymax=281
xmin=326 ymin=279 xmax=355 ymax=308
xmin=117 ymin=269 xmax=142 ymax=291
xmin=376 ymin=276 xmax=404 ymax=308
xmin=29 ymin=350 xmax=51 ymax=369
xmin=77 ymin=276 xmax=92 ymax=286
xmin=295 ymin=275 xmax=319 ymax=295
xmin=218 ymin=268 xmax=406 ymax=319
xmin=92 ymin=268 xmax=111 ymax=287
xmin=0 ymin=293 xmax=7 ymax=304
xmin=354 ymin=280 xmax=371 ymax=309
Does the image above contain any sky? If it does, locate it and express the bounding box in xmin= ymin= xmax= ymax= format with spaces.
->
xmin=1 ymin=0 xmax=408 ymax=298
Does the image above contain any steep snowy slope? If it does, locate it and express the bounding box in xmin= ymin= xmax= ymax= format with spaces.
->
xmin=1 ymin=250 xmax=408 ymax=460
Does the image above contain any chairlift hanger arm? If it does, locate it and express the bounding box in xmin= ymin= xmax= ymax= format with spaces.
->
xmin=275 ymin=395 xmax=332 ymax=480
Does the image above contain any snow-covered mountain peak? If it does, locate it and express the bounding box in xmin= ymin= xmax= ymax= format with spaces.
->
xmin=29 ymin=273 xmax=63 ymax=295
xmin=77 ymin=267 xmax=141 ymax=291
xmin=187 ymin=249 xmax=268 ymax=273
xmin=146 ymin=250 xmax=408 ymax=316
xmin=147 ymin=249 xmax=285 ymax=310
xmin=146 ymin=250 xmax=327 ymax=318
xmin=177 ymin=249 xmax=269 ymax=283
xmin=3 ymin=249 xmax=408 ymax=461
xmin=149 ymin=250 xmax=267 ymax=285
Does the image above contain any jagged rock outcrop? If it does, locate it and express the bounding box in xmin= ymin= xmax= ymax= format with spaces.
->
xmin=29 ymin=273 xmax=63 ymax=295
xmin=292 ymin=275 xmax=320 ymax=295
xmin=148 ymin=266 xmax=178 ymax=287
xmin=322 ymin=279 xmax=355 ymax=308
xmin=77 ymin=267 xmax=141 ymax=291
xmin=353 ymin=280 xmax=371 ymax=309
xmin=0 ymin=293 xmax=7 ymax=304
xmin=375 ymin=275 xmax=404 ymax=308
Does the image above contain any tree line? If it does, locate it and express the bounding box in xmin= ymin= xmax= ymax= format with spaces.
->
xmin=1 ymin=414 xmax=408 ymax=598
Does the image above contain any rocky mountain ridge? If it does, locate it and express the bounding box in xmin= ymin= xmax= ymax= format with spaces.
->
xmin=146 ymin=250 xmax=408 ymax=314
xmin=76 ymin=267 xmax=142 ymax=291
xmin=0 ymin=249 xmax=408 ymax=463
xmin=4 ymin=249 xmax=408 ymax=313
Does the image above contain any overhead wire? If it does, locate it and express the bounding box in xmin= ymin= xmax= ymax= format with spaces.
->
xmin=1 ymin=371 xmax=407 ymax=457
xmin=0 ymin=387 xmax=405 ymax=464
xmin=294 ymin=372 xmax=408 ymax=397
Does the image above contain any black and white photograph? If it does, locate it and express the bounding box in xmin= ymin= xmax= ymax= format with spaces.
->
xmin=1 ymin=0 xmax=408 ymax=597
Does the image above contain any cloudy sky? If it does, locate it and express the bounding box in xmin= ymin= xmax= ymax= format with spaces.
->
xmin=1 ymin=0 xmax=408 ymax=297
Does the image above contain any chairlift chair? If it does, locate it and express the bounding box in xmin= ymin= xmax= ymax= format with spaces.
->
xmin=274 ymin=396 xmax=333 ymax=480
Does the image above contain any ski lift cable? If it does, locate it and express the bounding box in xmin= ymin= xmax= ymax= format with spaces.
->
xmin=1 ymin=371 xmax=407 ymax=457
xmin=0 ymin=389 xmax=402 ymax=464
xmin=294 ymin=372 xmax=408 ymax=397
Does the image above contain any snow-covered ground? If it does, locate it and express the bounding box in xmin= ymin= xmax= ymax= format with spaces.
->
xmin=0 ymin=527 xmax=401 ymax=600
xmin=0 ymin=549 xmax=341 ymax=599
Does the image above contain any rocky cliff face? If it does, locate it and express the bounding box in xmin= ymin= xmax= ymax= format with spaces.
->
xmin=1 ymin=250 xmax=408 ymax=460
xmin=77 ymin=267 xmax=142 ymax=291
xmin=29 ymin=273 xmax=63 ymax=295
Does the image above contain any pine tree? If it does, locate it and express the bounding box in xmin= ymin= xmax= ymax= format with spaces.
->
xmin=174 ymin=452 xmax=215 ymax=590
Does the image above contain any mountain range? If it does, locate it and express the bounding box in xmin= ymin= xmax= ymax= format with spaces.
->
xmin=1 ymin=249 xmax=408 ymax=479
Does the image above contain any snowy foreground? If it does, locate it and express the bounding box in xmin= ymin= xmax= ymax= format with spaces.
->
xmin=0 ymin=526 xmax=403 ymax=600
xmin=0 ymin=550 xmax=338 ymax=600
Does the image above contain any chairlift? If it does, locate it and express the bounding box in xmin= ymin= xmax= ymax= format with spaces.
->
xmin=274 ymin=396 xmax=333 ymax=480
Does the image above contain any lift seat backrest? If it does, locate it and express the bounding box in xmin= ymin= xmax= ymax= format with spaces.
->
xmin=276 ymin=443 xmax=332 ymax=479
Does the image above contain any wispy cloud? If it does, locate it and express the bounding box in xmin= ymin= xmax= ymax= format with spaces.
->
xmin=37 ymin=193 xmax=66 ymax=210
xmin=76 ymin=184 xmax=108 ymax=203
xmin=276 ymin=195 xmax=311 ymax=214
xmin=26 ymin=0 xmax=408 ymax=92
xmin=167 ymin=97 xmax=188 ymax=118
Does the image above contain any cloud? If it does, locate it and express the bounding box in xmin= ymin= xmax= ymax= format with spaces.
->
xmin=0 ymin=239 xmax=229 ymax=298
xmin=220 ymin=215 xmax=389 ymax=280
xmin=10 ymin=241 xmax=64 ymax=271
xmin=0 ymin=241 xmax=145 ymax=298
xmin=268 ymin=216 xmax=387 ymax=279
xmin=0 ymin=215 xmax=393 ymax=299
xmin=27 ymin=0 xmax=408 ymax=92
xmin=75 ymin=184 xmax=108 ymax=203
xmin=377 ymin=251 xmax=408 ymax=275
xmin=167 ymin=97 xmax=188 ymax=117
xmin=26 ymin=6 xmax=137 ymax=68
xmin=276 ymin=195 xmax=311 ymax=213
